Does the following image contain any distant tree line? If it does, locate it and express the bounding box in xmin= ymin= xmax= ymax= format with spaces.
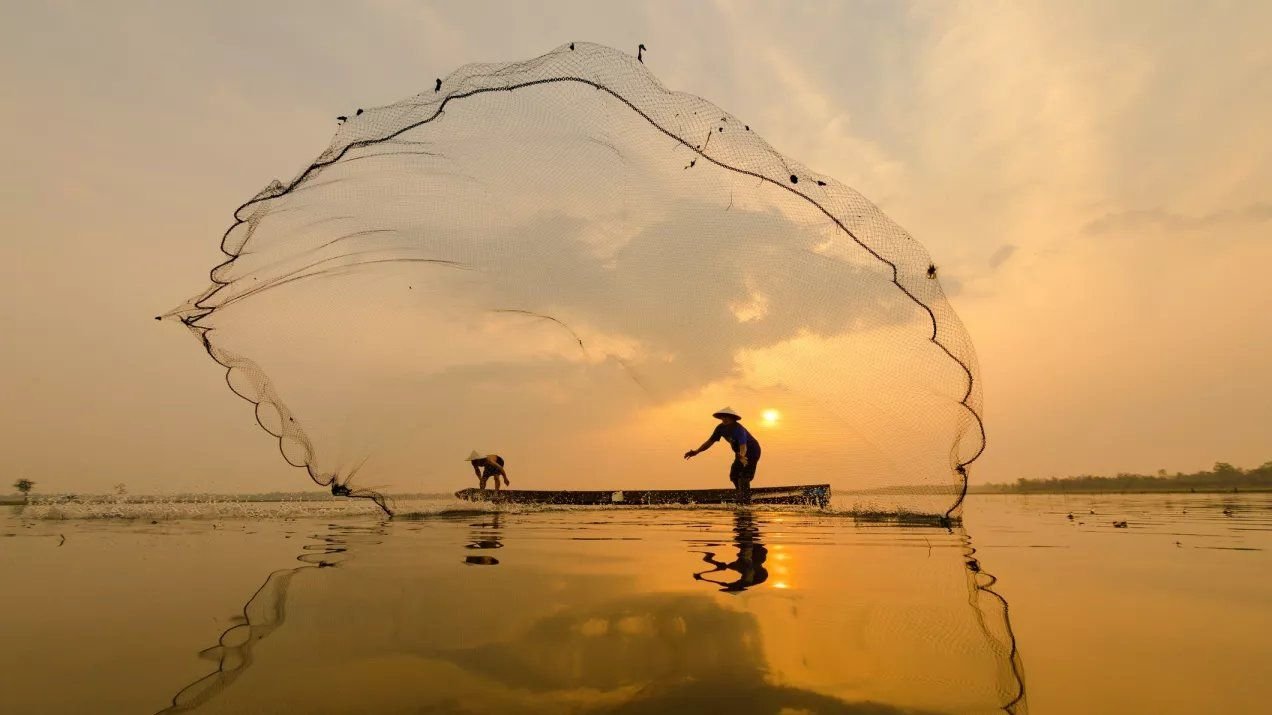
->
xmin=977 ymin=461 xmax=1272 ymax=494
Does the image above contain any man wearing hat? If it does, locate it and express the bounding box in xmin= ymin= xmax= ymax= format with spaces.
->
xmin=466 ymin=451 xmax=509 ymax=492
xmin=683 ymin=407 xmax=761 ymax=495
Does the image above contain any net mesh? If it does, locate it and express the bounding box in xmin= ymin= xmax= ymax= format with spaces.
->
xmin=165 ymin=42 xmax=985 ymax=517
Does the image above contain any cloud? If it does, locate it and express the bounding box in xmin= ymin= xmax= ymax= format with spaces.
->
xmin=1083 ymin=202 xmax=1272 ymax=235
xmin=938 ymin=274 xmax=964 ymax=297
xmin=987 ymin=244 xmax=1018 ymax=269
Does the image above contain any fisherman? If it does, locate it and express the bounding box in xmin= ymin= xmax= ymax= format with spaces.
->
xmin=683 ymin=407 xmax=761 ymax=495
xmin=466 ymin=450 xmax=509 ymax=492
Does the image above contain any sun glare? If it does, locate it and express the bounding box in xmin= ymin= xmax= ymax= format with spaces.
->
xmin=762 ymin=408 xmax=781 ymax=426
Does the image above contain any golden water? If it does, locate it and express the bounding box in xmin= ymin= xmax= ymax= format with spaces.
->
xmin=2 ymin=493 xmax=1267 ymax=714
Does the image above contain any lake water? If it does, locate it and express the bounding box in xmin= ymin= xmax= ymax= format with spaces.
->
xmin=2 ymin=493 xmax=1268 ymax=714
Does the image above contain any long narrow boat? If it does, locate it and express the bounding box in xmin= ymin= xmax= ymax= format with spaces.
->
xmin=455 ymin=484 xmax=831 ymax=508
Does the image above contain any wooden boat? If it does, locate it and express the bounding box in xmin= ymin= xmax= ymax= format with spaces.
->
xmin=454 ymin=484 xmax=831 ymax=508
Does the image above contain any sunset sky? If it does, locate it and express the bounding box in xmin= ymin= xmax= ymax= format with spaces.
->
xmin=2 ymin=1 xmax=1269 ymax=494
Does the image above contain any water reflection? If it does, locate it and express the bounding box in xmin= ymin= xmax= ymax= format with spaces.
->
xmin=963 ymin=540 xmax=1027 ymax=714
xmin=464 ymin=513 xmax=504 ymax=566
xmin=439 ymin=590 xmax=936 ymax=713
xmin=157 ymin=512 xmax=1027 ymax=714
xmin=157 ymin=523 xmax=386 ymax=714
xmin=692 ymin=511 xmax=770 ymax=592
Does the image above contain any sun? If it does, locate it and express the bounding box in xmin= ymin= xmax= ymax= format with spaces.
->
xmin=761 ymin=409 xmax=781 ymax=426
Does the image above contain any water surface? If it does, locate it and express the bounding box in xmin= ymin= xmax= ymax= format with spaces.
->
xmin=2 ymin=493 xmax=1267 ymax=714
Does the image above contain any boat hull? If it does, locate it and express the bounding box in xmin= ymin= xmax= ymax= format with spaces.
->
xmin=454 ymin=484 xmax=831 ymax=507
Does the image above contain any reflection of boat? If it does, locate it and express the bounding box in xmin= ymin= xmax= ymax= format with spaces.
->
xmin=454 ymin=484 xmax=831 ymax=507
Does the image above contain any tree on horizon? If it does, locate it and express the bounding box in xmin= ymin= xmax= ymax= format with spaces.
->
xmin=13 ymin=478 xmax=35 ymax=503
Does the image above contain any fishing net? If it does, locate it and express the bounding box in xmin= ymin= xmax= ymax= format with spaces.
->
xmin=165 ymin=42 xmax=984 ymax=517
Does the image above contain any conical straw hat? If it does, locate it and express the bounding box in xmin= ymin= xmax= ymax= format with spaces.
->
xmin=712 ymin=406 xmax=742 ymax=419
xmin=464 ymin=450 xmax=485 ymax=461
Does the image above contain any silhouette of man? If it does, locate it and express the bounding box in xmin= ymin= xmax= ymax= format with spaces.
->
xmin=683 ymin=407 xmax=761 ymax=497
xmin=466 ymin=451 xmax=509 ymax=491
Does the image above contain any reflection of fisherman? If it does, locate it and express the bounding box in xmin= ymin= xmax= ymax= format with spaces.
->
xmin=694 ymin=512 xmax=769 ymax=592
xmin=464 ymin=512 xmax=503 ymax=565
xmin=683 ymin=407 xmax=761 ymax=495
xmin=466 ymin=450 xmax=509 ymax=491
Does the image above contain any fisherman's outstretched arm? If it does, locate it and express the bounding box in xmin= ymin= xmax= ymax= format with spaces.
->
xmin=684 ymin=433 xmax=720 ymax=459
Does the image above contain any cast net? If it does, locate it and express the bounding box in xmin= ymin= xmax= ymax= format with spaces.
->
xmin=165 ymin=42 xmax=984 ymax=517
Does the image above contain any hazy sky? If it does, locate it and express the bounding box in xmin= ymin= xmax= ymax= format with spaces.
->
xmin=2 ymin=1 xmax=1269 ymax=494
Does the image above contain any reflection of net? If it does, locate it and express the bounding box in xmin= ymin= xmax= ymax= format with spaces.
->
xmin=160 ymin=513 xmax=1026 ymax=714
xmin=157 ymin=524 xmax=385 ymax=713
xmin=965 ymin=544 xmax=1028 ymax=714
xmin=166 ymin=42 xmax=984 ymax=517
